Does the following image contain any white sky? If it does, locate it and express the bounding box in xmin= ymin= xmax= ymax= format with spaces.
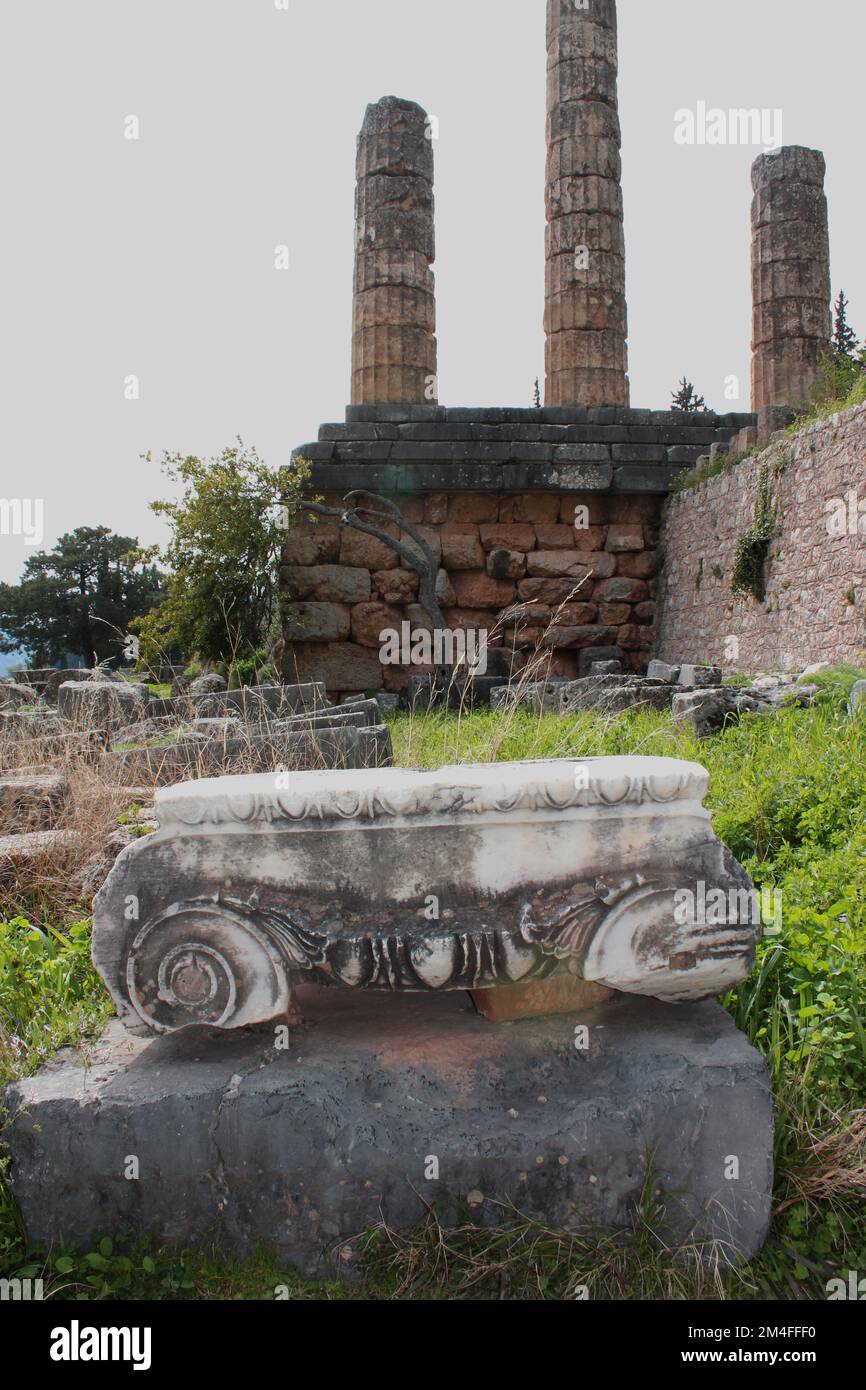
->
xmin=1 ymin=0 xmax=863 ymax=583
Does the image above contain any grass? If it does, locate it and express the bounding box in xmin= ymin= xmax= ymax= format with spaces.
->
xmin=783 ymin=374 xmax=866 ymax=437
xmin=1 ymin=668 xmax=866 ymax=1298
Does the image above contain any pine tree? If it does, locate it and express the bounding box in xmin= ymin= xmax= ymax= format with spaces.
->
xmin=833 ymin=290 xmax=859 ymax=361
xmin=671 ymin=377 xmax=707 ymax=414
xmin=533 ymin=377 xmax=542 ymax=408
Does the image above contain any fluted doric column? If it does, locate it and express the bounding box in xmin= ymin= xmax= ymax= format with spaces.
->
xmin=545 ymin=0 xmax=629 ymax=407
xmin=750 ymin=146 xmax=832 ymax=411
xmin=352 ymin=96 xmax=438 ymax=405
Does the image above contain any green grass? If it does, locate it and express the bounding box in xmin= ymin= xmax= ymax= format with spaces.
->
xmin=2 ymin=673 xmax=866 ymax=1298
xmin=784 ymin=374 xmax=866 ymax=437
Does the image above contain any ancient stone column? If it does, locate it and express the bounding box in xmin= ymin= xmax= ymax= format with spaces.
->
xmin=352 ymin=96 xmax=438 ymax=405
xmin=544 ymin=0 xmax=629 ymax=408
xmin=751 ymin=146 xmax=832 ymax=412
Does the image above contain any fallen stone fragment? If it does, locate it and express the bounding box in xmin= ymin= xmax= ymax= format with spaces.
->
xmin=147 ymin=682 xmax=326 ymax=723
xmin=646 ymin=660 xmax=680 ymax=684
xmin=490 ymin=680 xmax=573 ymax=713
xmin=58 ymin=680 xmax=148 ymax=730
xmin=0 ymin=830 xmax=82 ymax=883
xmin=92 ymin=755 xmax=760 ymax=1036
xmin=188 ymin=674 xmax=227 ymax=696
xmin=558 ymin=675 xmax=675 ymax=715
xmin=0 ymin=774 xmax=70 ymax=832
xmin=0 ymin=682 xmax=39 ymax=710
xmin=101 ymin=722 xmax=393 ymax=787
xmin=673 ymin=682 xmax=819 ymax=737
xmin=677 ymin=665 xmax=723 ymax=690
xmin=343 ymin=691 xmax=400 ymax=717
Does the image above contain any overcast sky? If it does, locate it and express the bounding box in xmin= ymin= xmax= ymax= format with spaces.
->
xmin=0 ymin=0 xmax=863 ymax=584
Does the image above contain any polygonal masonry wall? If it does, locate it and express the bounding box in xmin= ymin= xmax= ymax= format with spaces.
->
xmin=91 ymin=756 xmax=761 ymax=1037
xmin=283 ymin=405 xmax=757 ymax=697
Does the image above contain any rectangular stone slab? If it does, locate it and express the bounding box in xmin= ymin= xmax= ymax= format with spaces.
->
xmin=101 ymin=724 xmax=393 ymax=787
xmin=92 ymin=756 xmax=760 ymax=1035
xmin=3 ymin=991 xmax=773 ymax=1272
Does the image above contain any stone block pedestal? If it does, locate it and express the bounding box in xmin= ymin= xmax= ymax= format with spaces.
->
xmin=5 ymin=988 xmax=773 ymax=1274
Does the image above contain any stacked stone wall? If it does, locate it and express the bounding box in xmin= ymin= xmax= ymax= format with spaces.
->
xmin=657 ymin=403 xmax=866 ymax=671
xmin=281 ymin=488 xmax=661 ymax=697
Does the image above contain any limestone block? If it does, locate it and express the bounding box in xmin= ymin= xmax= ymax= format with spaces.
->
xmin=3 ymin=994 xmax=773 ymax=1270
xmin=479 ymin=523 xmax=536 ymax=553
xmin=440 ymin=527 xmax=485 ymax=571
xmin=283 ymin=565 xmax=372 ymax=604
xmin=350 ymin=601 xmax=403 ymax=648
xmin=0 ymin=682 xmax=37 ymax=710
xmin=559 ymin=674 xmax=675 ymax=715
xmin=338 ymin=527 xmax=400 ymax=572
xmin=281 ymin=527 xmax=341 ymax=567
xmin=526 ymin=550 xmax=615 ymax=579
xmin=102 ymin=724 xmax=393 ymax=789
xmin=518 ymin=577 xmax=593 ymax=604
xmin=0 ymin=830 xmax=82 ymax=883
xmin=534 ymin=524 xmax=577 ymax=550
xmin=678 ymin=665 xmax=724 ymax=690
xmin=372 ymin=568 xmax=420 ymax=603
xmin=282 ymin=642 xmax=384 ymax=693
xmin=647 ymin=660 xmax=681 ymax=684
xmin=57 ymin=681 xmax=148 ymax=731
xmin=498 ymin=494 xmax=562 ymax=524
xmin=593 ymin=576 xmax=649 ymax=603
xmin=543 ymin=624 xmax=619 ymax=650
xmin=282 ymin=603 xmax=351 ymax=643
xmin=450 ymin=573 xmax=516 ymax=608
xmin=604 ymin=524 xmax=644 ymax=552
xmin=188 ymin=674 xmax=226 ymax=696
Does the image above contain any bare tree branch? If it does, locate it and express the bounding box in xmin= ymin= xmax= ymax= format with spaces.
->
xmin=299 ymin=491 xmax=448 ymax=641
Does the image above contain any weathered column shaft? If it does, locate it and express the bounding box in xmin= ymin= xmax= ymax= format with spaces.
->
xmin=750 ymin=146 xmax=831 ymax=412
xmin=544 ymin=0 xmax=629 ymax=407
xmin=352 ymin=97 xmax=438 ymax=405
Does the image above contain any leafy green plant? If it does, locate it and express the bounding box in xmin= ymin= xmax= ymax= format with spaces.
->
xmin=732 ymin=467 xmax=776 ymax=601
xmin=0 ymin=918 xmax=111 ymax=1089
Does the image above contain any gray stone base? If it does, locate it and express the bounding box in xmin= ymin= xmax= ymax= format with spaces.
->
xmin=4 ymin=990 xmax=772 ymax=1276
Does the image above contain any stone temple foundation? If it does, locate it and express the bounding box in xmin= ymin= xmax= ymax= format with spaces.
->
xmin=281 ymin=403 xmax=753 ymax=698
